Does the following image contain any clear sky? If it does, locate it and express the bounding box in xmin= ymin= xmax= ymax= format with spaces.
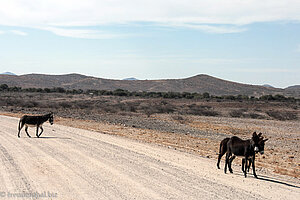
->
xmin=0 ymin=0 xmax=299 ymax=88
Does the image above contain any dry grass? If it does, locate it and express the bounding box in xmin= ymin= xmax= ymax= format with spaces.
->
xmin=0 ymin=92 xmax=299 ymax=120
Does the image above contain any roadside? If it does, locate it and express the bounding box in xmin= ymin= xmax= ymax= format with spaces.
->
xmin=1 ymin=111 xmax=299 ymax=181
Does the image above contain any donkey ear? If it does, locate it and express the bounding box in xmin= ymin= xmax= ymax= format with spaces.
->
xmin=253 ymin=132 xmax=257 ymax=137
xmin=258 ymin=132 xmax=262 ymax=137
xmin=263 ymin=139 xmax=268 ymax=142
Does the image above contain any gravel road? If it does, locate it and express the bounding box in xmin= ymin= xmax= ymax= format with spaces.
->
xmin=0 ymin=115 xmax=299 ymax=199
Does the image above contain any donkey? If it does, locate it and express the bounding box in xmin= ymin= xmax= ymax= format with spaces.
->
xmin=217 ymin=137 xmax=252 ymax=172
xmin=217 ymin=132 xmax=264 ymax=172
xmin=18 ymin=113 xmax=54 ymax=138
xmin=224 ymin=132 xmax=267 ymax=178
xmin=235 ymin=134 xmax=267 ymax=173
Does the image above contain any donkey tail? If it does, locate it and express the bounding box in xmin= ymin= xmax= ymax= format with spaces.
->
xmin=18 ymin=117 xmax=22 ymax=131
xmin=18 ymin=116 xmax=26 ymax=131
xmin=219 ymin=137 xmax=230 ymax=155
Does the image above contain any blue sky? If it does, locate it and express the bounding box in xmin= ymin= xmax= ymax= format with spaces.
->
xmin=0 ymin=0 xmax=300 ymax=88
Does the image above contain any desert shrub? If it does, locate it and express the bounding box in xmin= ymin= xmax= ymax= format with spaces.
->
xmin=44 ymin=88 xmax=51 ymax=93
xmin=145 ymin=92 xmax=162 ymax=98
xmin=229 ymin=109 xmax=244 ymax=118
xmin=0 ymin=84 xmax=9 ymax=91
xmin=185 ymin=104 xmax=219 ymax=116
xmin=162 ymin=92 xmax=182 ymax=99
xmin=102 ymin=105 xmax=120 ymax=113
xmin=58 ymin=101 xmax=73 ymax=108
xmin=273 ymin=94 xmax=287 ymax=101
xmin=102 ymin=90 xmax=113 ymax=95
xmin=73 ymin=101 xmax=91 ymax=109
xmin=113 ymin=89 xmax=130 ymax=96
xmin=36 ymin=88 xmax=43 ymax=93
xmin=266 ymin=110 xmax=298 ymax=121
xmin=1 ymin=98 xmax=20 ymax=106
xmin=237 ymin=95 xmax=249 ymax=100
xmin=10 ymin=86 xmax=22 ymax=92
xmin=159 ymin=104 xmax=175 ymax=113
xmin=21 ymin=100 xmax=39 ymax=108
xmin=202 ymin=92 xmax=210 ymax=99
xmin=137 ymin=101 xmax=175 ymax=116
xmin=199 ymin=105 xmax=212 ymax=109
xmin=172 ymin=115 xmax=184 ymax=121
xmin=225 ymin=95 xmax=237 ymax=100
xmin=128 ymin=105 xmax=136 ymax=112
xmin=247 ymin=113 xmax=265 ymax=119
xmin=69 ymin=89 xmax=83 ymax=94
xmin=124 ymin=102 xmax=140 ymax=112
xmin=114 ymin=103 xmax=128 ymax=111
xmin=182 ymin=92 xmax=193 ymax=99
xmin=171 ymin=115 xmax=189 ymax=124
xmin=259 ymin=95 xmax=275 ymax=101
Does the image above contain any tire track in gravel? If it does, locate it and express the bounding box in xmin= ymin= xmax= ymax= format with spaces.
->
xmin=0 ymin=143 xmax=33 ymax=195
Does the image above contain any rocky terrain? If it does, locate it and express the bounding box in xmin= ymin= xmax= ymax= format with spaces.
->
xmin=0 ymin=91 xmax=299 ymax=179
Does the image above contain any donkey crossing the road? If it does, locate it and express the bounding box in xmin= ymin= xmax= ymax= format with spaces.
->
xmin=18 ymin=113 xmax=54 ymax=138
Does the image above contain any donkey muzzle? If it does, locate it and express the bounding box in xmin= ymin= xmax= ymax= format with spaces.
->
xmin=254 ymin=146 xmax=259 ymax=152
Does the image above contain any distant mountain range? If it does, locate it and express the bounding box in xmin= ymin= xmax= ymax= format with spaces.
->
xmin=262 ymin=84 xmax=274 ymax=88
xmin=0 ymin=73 xmax=299 ymax=97
xmin=284 ymin=85 xmax=300 ymax=97
xmin=0 ymin=72 xmax=16 ymax=76
xmin=123 ymin=77 xmax=138 ymax=80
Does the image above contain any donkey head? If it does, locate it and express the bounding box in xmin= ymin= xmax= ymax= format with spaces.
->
xmin=49 ymin=112 xmax=54 ymax=125
xmin=257 ymin=136 xmax=268 ymax=155
xmin=252 ymin=132 xmax=261 ymax=152
xmin=252 ymin=132 xmax=268 ymax=154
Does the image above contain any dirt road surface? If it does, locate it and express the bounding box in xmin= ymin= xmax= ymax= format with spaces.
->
xmin=0 ymin=115 xmax=299 ymax=200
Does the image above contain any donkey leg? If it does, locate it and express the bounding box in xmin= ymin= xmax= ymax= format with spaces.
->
xmin=217 ymin=153 xmax=223 ymax=169
xmin=242 ymin=159 xmax=245 ymax=172
xmin=252 ymin=157 xmax=257 ymax=178
xmin=242 ymin=158 xmax=250 ymax=172
xmin=25 ymin=126 xmax=31 ymax=138
xmin=36 ymin=126 xmax=40 ymax=138
xmin=38 ymin=127 xmax=44 ymax=137
xmin=18 ymin=123 xmax=24 ymax=138
xmin=244 ymin=156 xmax=248 ymax=178
xmin=217 ymin=140 xmax=226 ymax=169
xmin=228 ymin=155 xmax=235 ymax=173
xmin=248 ymin=158 xmax=252 ymax=172
xmin=224 ymin=153 xmax=231 ymax=174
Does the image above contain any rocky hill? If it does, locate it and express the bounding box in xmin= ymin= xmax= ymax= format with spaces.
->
xmin=0 ymin=73 xmax=296 ymax=97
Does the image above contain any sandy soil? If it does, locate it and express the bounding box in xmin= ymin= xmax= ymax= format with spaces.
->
xmin=0 ymin=115 xmax=299 ymax=199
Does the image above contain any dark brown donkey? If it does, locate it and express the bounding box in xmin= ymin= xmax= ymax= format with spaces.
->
xmin=217 ymin=132 xmax=264 ymax=172
xmin=224 ymin=132 xmax=268 ymax=178
xmin=18 ymin=113 xmax=54 ymax=138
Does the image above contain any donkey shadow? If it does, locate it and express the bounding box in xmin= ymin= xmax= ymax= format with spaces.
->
xmin=32 ymin=136 xmax=71 ymax=139
xmin=257 ymin=175 xmax=300 ymax=188
xmin=233 ymin=171 xmax=300 ymax=188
